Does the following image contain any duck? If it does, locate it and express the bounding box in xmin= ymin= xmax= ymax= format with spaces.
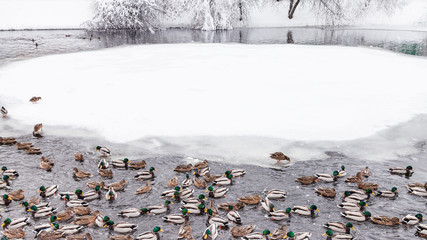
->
xmin=54 ymin=208 xmax=74 ymax=221
xmin=406 ymin=182 xmax=427 ymax=189
xmin=180 ymin=188 xmax=194 ymax=200
xmin=33 ymin=123 xmax=43 ymax=137
xmin=238 ymin=194 xmax=260 ymax=205
xmin=40 ymin=160 xmax=53 ymax=171
xmin=118 ymin=208 xmax=150 ymax=218
xmin=417 ymin=224 xmax=427 ymax=232
xmin=20 ymin=198 xmax=49 ymax=211
xmin=135 ymin=181 xmax=152 ymax=195
xmin=242 ymin=229 xmax=272 ymax=239
xmin=16 ymin=142 xmax=33 ymax=150
xmin=271 ymin=225 xmax=287 ymax=240
xmin=1 ymin=167 xmax=18 ymax=177
xmin=136 ymin=226 xmax=163 ymax=240
xmin=148 ymin=200 xmax=173 ymax=214
xmin=135 ymin=167 xmax=156 ymax=180
xmin=266 ymin=189 xmax=287 ymax=199
xmin=231 ymin=225 xmax=255 ymax=237
xmin=202 ymin=224 xmax=218 ymax=240
xmin=295 ymin=176 xmax=317 ymax=185
xmin=315 ymin=187 xmax=336 ymax=198
xmin=94 ymin=215 xmax=110 ymax=228
xmin=371 ymin=216 xmax=400 ymax=226
xmin=110 ymin=234 xmax=133 ymax=240
xmin=0 ymin=175 xmax=11 ymax=189
xmin=130 ymin=160 xmax=146 ymax=169
xmin=72 ymin=211 xmax=101 ymax=225
xmin=341 ymin=211 xmax=371 ymax=222
xmin=162 ymin=208 xmax=189 ymax=224
xmin=178 ymin=219 xmax=192 ymax=239
xmin=106 ymin=187 xmax=117 ymax=201
xmin=0 ymin=194 xmax=12 ymax=206
xmin=66 ymin=232 xmax=93 ymax=240
xmin=376 ymin=187 xmax=398 ymax=198
xmin=182 ymin=194 xmax=207 ymax=206
xmin=193 ymin=160 xmax=209 ymax=169
xmin=342 ymin=189 xmax=373 ymax=203
xmin=338 ymin=165 xmax=346 ymax=177
xmin=83 ymin=187 xmax=102 ymax=201
xmin=74 ymin=152 xmax=84 ymax=161
xmin=213 ymin=174 xmax=233 ymax=186
xmin=357 ymin=182 xmax=378 ymax=190
xmin=401 ymin=214 xmax=423 ymax=225
xmin=73 ymin=206 xmax=91 ymax=216
xmin=206 ymin=186 xmax=228 ymax=198
xmin=112 ymin=158 xmax=130 ymax=168
xmin=388 ymin=166 xmax=413 ymax=176
xmin=408 ymin=186 xmax=427 ymax=197
xmin=87 ymin=181 xmax=105 ymax=189
xmin=284 ymin=231 xmax=311 ymax=240
xmin=219 ymin=201 xmax=245 ymax=211
xmin=269 ymin=208 xmax=291 ymax=221
xmin=73 ymin=168 xmax=92 ymax=178
xmin=181 ymin=203 xmax=206 ymax=215
xmin=337 ymin=201 xmax=368 ymax=211
xmin=29 ymin=205 xmax=57 ymax=218
xmin=105 ymin=221 xmax=137 ymax=233
xmin=322 ymin=230 xmax=354 ymax=240
xmin=416 ymin=230 xmax=427 ymax=238
xmin=174 ymin=164 xmax=193 ymax=172
xmin=225 ymin=169 xmax=246 ymax=177
xmin=27 ymin=146 xmax=42 ymax=154
xmin=292 ymin=205 xmax=319 ymax=216
xmin=66 ymin=199 xmax=89 ymax=208
xmin=193 ymin=176 xmax=207 ymax=189
xmin=1 ymin=228 xmax=26 ymax=239
xmin=260 ymin=197 xmax=274 ymax=212
xmin=361 ymin=166 xmax=371 ymax=177
xmin=30 ymin=96 xmax=42 ymax=103
xmin=98 ymin=159 xmax=110 ymax=169
xmin=323 ymin=222 xmax=355 ymax=234
xmin=95 ymin=146 xmax=111 ymax=157
xmin=106 ymin=179 xmax=127 ymax=191
xmin=181 ymin=174 xmax=193 ymax=188
xmin=315 ymin=171 xmax=340 ymax=182
xmin=167 ymin=176 xmax=178 ymax=187
xmin=1 ymin=106 xmax=7 ymax=118
xmin=226 ymin=205 xmax=241 ymax=224
xmin=345 ymin=172 xmax=362 ymax=183
xmin=270 ymin=152 xmax=290 ymax=163
xmin=161 ymin=186 xmax=181 ymax=198
xmin=203 ymin=172 xmax=221 ymax=182
xmin=1 ymin=217 xmax=30 ymax=229
xmin=8 ymin=189 xmax=24 ymax=201
xmin=41 ymin=156 xmax=54 ymax=165
xmin=206 ymin=208 xmax=228 ymax=229
xmin=98 ymin=169 xmax=113 ymax=178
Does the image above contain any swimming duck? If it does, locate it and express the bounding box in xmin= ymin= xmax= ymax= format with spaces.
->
xmin=231 ymin=225 xmax=255 ymax=237
xmin=66 ymin=232 xmax=93 ymax=240
xmin=98 ymin=159 xmax=109 ymax=169
xmin=269 ymin=208 xmax=291 ymax=221
xmin=370 ymin=216 xmax=400 ymax=226
xmin=147 ymin=200 xmax=173 ymax=214
xmin=168 ymin=176 xmax=178 ymax=187
xmin=181 ymin=174 xmax=193 ymax=188
xmin=182 ymin=194 xmax=208 ymax=206
xmin=342 ymin=189 xmax=373 ymax=203
xmin=203 ymin=173 xmax=221 ymax=182
xmin=95 ymin=146 xmax=111 ymax=157
xmin=225 ymin=169 xmax=246 ymax=177
xmin=66 ymin=199 xmax=88 ymax=208
xmin=181 ymin=203 xmax=206 ymax=215
xmin=0 ymin=106 xmax=7 ymax=118
xmin=87 ymin=181 xmax=104 ymax=189
xmin=388 ymin=166 xmax=413 ymax=176
xmin=118 ymin=208 xmax=150 ymax=218
xmin=106 ymin=187 xmax=117 ymax=201
xmin=29 ymin=205 xmax=57 ymax=218
xmin=161 ymin=186 xmax=181 ymax=198
xmin=338 ymin=166 xmax=346 ymax=177
xmin=341 ymin=211 xmax=371 ymax=222
xmin=8 ymin=189 xmax=24 ymax=201
xmin=135 ymin=167 xmax=156 ymax=180
xmin=1 ymin=167 xmax=18 ymax=177
xmin=98 ymin=169 xmax=113 ymax=178
xmin=322 ymin=230 xmax=354 ymax=240
xmin=0 ymin=194 xmax=12 ymax=206
xmin=27 ymin=146 xmax=42 ymax=154
xmin=0 ymin=137 xmax=16 ymax=145
xmin=295 ymin=176 xmax=317 ymax=185
xmin=41 ymin=156 xmax=54 ymax=165
xmin=271 ymin=225 xmax=287 ymax=240
xmin=315 ymin=171 xmax=340 ymax=182
xmin=284 ymin=231 xmax=311 ymax=240
xmin=174 ymin=164 xmax=193 ymax=172
xmin=94 ymin=215 xmax=110 ymax=228
xmin=206 ymin=186 xmax=228 ymax=198
xmin=73 ymin=168 xmax=92 ymax=178
xmin=260 ymin=197 xmax=274 ymax=212
xmin=202 ymin=224 xmax=218 ymax=240
xmin=130 ymin=160 xmax=146 ymax=169
xmin=20 ymin=200 xmax=50 ymax=212
xmin=72 ymin=211 xmax=101 ymax=225
xmin=30 ymin=96 xmax=42 ymax=103
xmin=135 ymin=181 xmax=152 ymax=195
xmin=357 ymin=182 xmax=378 ymax=190
xmin=406 ymin=182 xmax=427 ymax=189
xmin=193 ymin=160 xmax=209 ymax=170
xmin=242 ymin=229 xmax=272 ymax=239
xmin=361 ymin=166 xmax=371 ymax=177
xmin=226 ymin=205 xmax=241 ymax=224
xmin=408 ymin=186 xmax=427 ymax=197
xmin=323 ymin=222 xmax=355 ymax=234
xmin=73 ymin=206 xmax=91 ymax=216
xmin=180 ymin=188 xmax=194 ymax=200
xmin=112 ymin=158 xmax=130 ymax=168
xmin=337 ymin=201 xmax=368 ymax=211
xmin=266 ymin=189 xmax=287 ymax=199
xmin=0 ymin=176 xmax=11 ymax=189
xmin=105 ymin=179 xmax=127 ymax=191
xmin=401 ymin=214 xmax=423 ymax=225
xmin=57 ymin=223 xmax=83 ymax=236
xmin=16 ymin=142 xmax=33 ymax=150
xmin=83 ymin=187 xmax=102 ymax=201
xmin=33 ymin=123 xmax=43 ymax=137
xmin=292 ymin=205 xmax=319 ymax=216
xmin=270 ymin=152 xmax=290 ymax=163
xmin=110 ymin=234 xmax=133 ymax=240
xmin=376 ymin=187 xmax=398 ymax=198
xmin=416 ymin=230 xmax=427 ymax=238
xmin=40 ymin=160 xmax=53 ymax=171
xmin=54 ymin=208 xmax=74 ymax=222
xmin=1 ymin=217 xmax=30 ymax=229
xmin=162 ymin=208 xmax=189 ymax=224
xmin=136 ymin=226 xmax=163 ymax=240
xmin=219 ymin=201 xmax=245 ymax=211
xmin=213 ymin=174 xmax=233 ymax=186
xmin=104 ymin=220 xmax=138 ymax=233
xmin=238 ymin=194 xmax=261 ymax=205
xmin=194 ymin=176 xmax=207 ymax=189
xmin=74 ymin=152 xmax=84 ymax=161
xmin=315 ymin=188 xmax=336 ymax=198
xmin=178 ymin=219 xmax=192 ymax=239
xmin=1 ymin=228 xmax=25 ymax=239
xmin=345 ymin=172 xmax=362 ymax=183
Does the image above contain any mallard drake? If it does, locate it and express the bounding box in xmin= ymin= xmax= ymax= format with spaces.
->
xmin=60 ymin=189 xmax=84 ymax=201
xmin=284 ymin=231 xmax=311 ymax=240
xmin=73 ymin=168 xmax=92 ymax=178
xmin=338 ymin=166 xmax=346 ymax=177
xmin=323 ymin=222 xmax=355 ymax=234
xmin=376 ymin=187 xmax=398 ymax=198
xmin=0 ymin=194 xmax=12 ymax=206
xmin=66 ymin=199 xmax=88 ymax=208
xmin=388 ymin=166 xmax=413 ymax=176
xmin=167 ymin=176 xmax=178 ymax=187
xmin=113 ymin=159 xmax=130 ymax=168
xmin=182 ymin=194 xmax=207 ymax=206
xmin=206 ymin=186 xmax=228 ymax=198
xmin=181 ymin=174 xmax=193 ymax=188
xmin=174 ymin=164 xmax=193 ymax=172
xmin=95 ymin=146 xmax=111 ymax=157
xmin=341 ymin=211 xmax=371 ymax=222
xmin=323 ymin=230 xmax=354 ymax=240
xmin=269 ymin=208 xmax=291 ymax=221
xmin=315 ymin=171 xmax=340 ymax=182
xmin=231 ymin=225 xmax=255 ymax=237
xmin=54 ymin=208 xmax=74 ymax=222
xmin=270 ymin=152 xmax=290 ymax=163
xmin=416 ymin=230 xmax=427 ymax=238
xmin=87 ymin=181 xmax=104 ymax=189
xmin=266 ymin=189 xmax=287 ymax=199
xmin=178 ymin=220 xmax=192 ymax=239
xmin=30 ymin=96 xmax=42 ymax=103
xmin=16 ymin=142 xmax=33 ymax=150
xmin=213 ymin=174 xmax=233 ymax=186
xmin=202 ymin=224 xmax=218 ymax=240
xmin=180 ymin=188 xmax=194 ymax=200
xmin=2 ymin=217 xmax=29 ymax=230
xmin=342 ymin=189 xmax=373 ymax=203
xmin=261 ymin=197 xmax=274 ymax=212
xmin=406 ymin=182 xmax=427 ymax=189
xmin=109 ymin=234 xmax=133 ymax=240
xmin=130 ymin=160 xmax=146 ymax=169
xmin=118 ymin=208 xmax=150 ymax=218
xmin=136 ymin=226 xmax=163 ymax=240
xmin=193 ymin=160 xmax=209 ymax=170
xmin=238 ymin=194 xmax=260 ymax=205
xmin=161 ymin=186 xmax=181 ymax=198
xmin=27 ymin=146 xmax=42 ymax=154
xmin=337 ymin=201 xmax=368 ymax=211
xmin=98 ymin=159 xmax=110 ymax=169
xmin=1 ymin=228 xmax=26 ymax=239
xmin=194 ymin=176 xmax=207 ymax=189
xmin=181 ymin=203 xmax=206 ymax=215
xmin=271 ymin=225 xmax=287 ymax=240
xmin=162 ymin=208 xmax=189 ymax=224
xmin=225 ymin=169 xmax=246 ymax=177
xmin=0 ymin=137 xmax=16 ymax=145
xmin=135 ymin=167 xmax=156 ymax=180
xmin=408 ymin=186 xmax=427 ymax=197
xmin=207 ymin=209 xmax=228 ymax=228
xmin=203 ymin=173 xmax=221 ymax=182
xmin=242 ymin=229 xmax=272 ymax=239
xmin=28 ymin=205 xmax=57 ymax=218
xmin=105 ymin=221 xmax=137 ymax=233
xmin=72 ymin=211 xmax=101 ymax=225
xmin=83 ymin=187 xmax=102 ymax=201
xmin=1 ymin=166 xmax=18 ymax=177
xmin=74 ymin=152 xmax=84 ymax=161
xmin=219 ymin=201 xmax=245 ymax=211
xmin=106 ymin=187 xmax=117 ymax=201
xmin=1 ymin=106 xmax=7 ymax=118
xmin=106 ymin=179 xmax=127 ymax=191
xmin=371 ymin=216 xmax=400 ymax=226
xmin=401 ymin=214 xmax=423 ymax=225
xmin=8 ymin=189 xmax=24 ymax=201
xmin=0 ymin=175 xmax=11 ymax=189
xmin=33 ymin=123 xmax=43 ymax=137
xmin=55 ymin=223 xmax=82 ymax=235
xmin=94 ymin=215 xmax=110 ymax=228
xmin=66 ymin=232 xmax=93 ymax=240
xmin=226 ymin=205 xmax=241 ymax=224
xmin=361 ymin=166 xmax=371 ymax=177
xmin=357 ymin=182 xmax=378 ymax=190
xmin=135 ymin=181 xmax=151 ymax=195
xmin=315 ymin=188 xmax=336 ymax=198
xmin=148 ymin=200 xmax=173 ymax=214
xmin=98 ymin=169 xmax=113 ymax=178
xmin=345 ymin=172 xmax=362 ymax=183
xmin=292 ymin=205 xmax=319 ymax=216
xmin=20 ymin=200 xmax=50 ymax=211
xmin=295 ymin=176 xmax=317 ymax=185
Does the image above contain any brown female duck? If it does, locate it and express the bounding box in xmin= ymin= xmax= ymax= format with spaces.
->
xmin=74 ymin=152 xmax=84 ymax=161
xmin=130 ymin=160 xmax=146 ymax=169
xmin=174 ymin=164 xmax=193 ymax=172
xmin=315 ymin=187 xmax=336 ymax=198
xmin=105 ymin=180 xmax=127 ymax=191
xmin=73 ymin=168 xmax=92 ymax=178
xmin=26 ymin=147 xmax=42 ymax=155
xmin=238 ymin=194 xmax=261 ymax=205
xmin=295 ymin=176 xmax=317 ymax=185
xmin=98 ymin=169 xmax=113 ymax=178
xmin=9 ymin=189 xmax=25 ymax=201
xmin=135 ymin=181 xmax=151 ymax=195
xmin=371 ymin=216 xmax=400 ymax=226
xmin=16 ymin=142 xmax=33 ymax=150
xmin=167 ymin=176 xmax=178 ymax=187
xmin=270 ymin=152 xmax=290 ymax=163
xmin=358 ymin=182 xmax=379 ymax=190
xmin=231 ymin=225 xmax=255 ymax=237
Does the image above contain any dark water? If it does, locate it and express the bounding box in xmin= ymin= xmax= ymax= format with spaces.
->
xmin=0 ymin=134 xmax=426 ymax=239
xmin=0 ymin=27 xmax=426 ymax=66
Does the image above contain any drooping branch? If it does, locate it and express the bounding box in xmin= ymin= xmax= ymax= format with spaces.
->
xmin=288 ymin=0 xmax=301 ymax=19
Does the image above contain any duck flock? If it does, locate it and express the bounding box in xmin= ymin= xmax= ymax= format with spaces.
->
xmin=1 ymin=100 xmax=427 ymax=240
